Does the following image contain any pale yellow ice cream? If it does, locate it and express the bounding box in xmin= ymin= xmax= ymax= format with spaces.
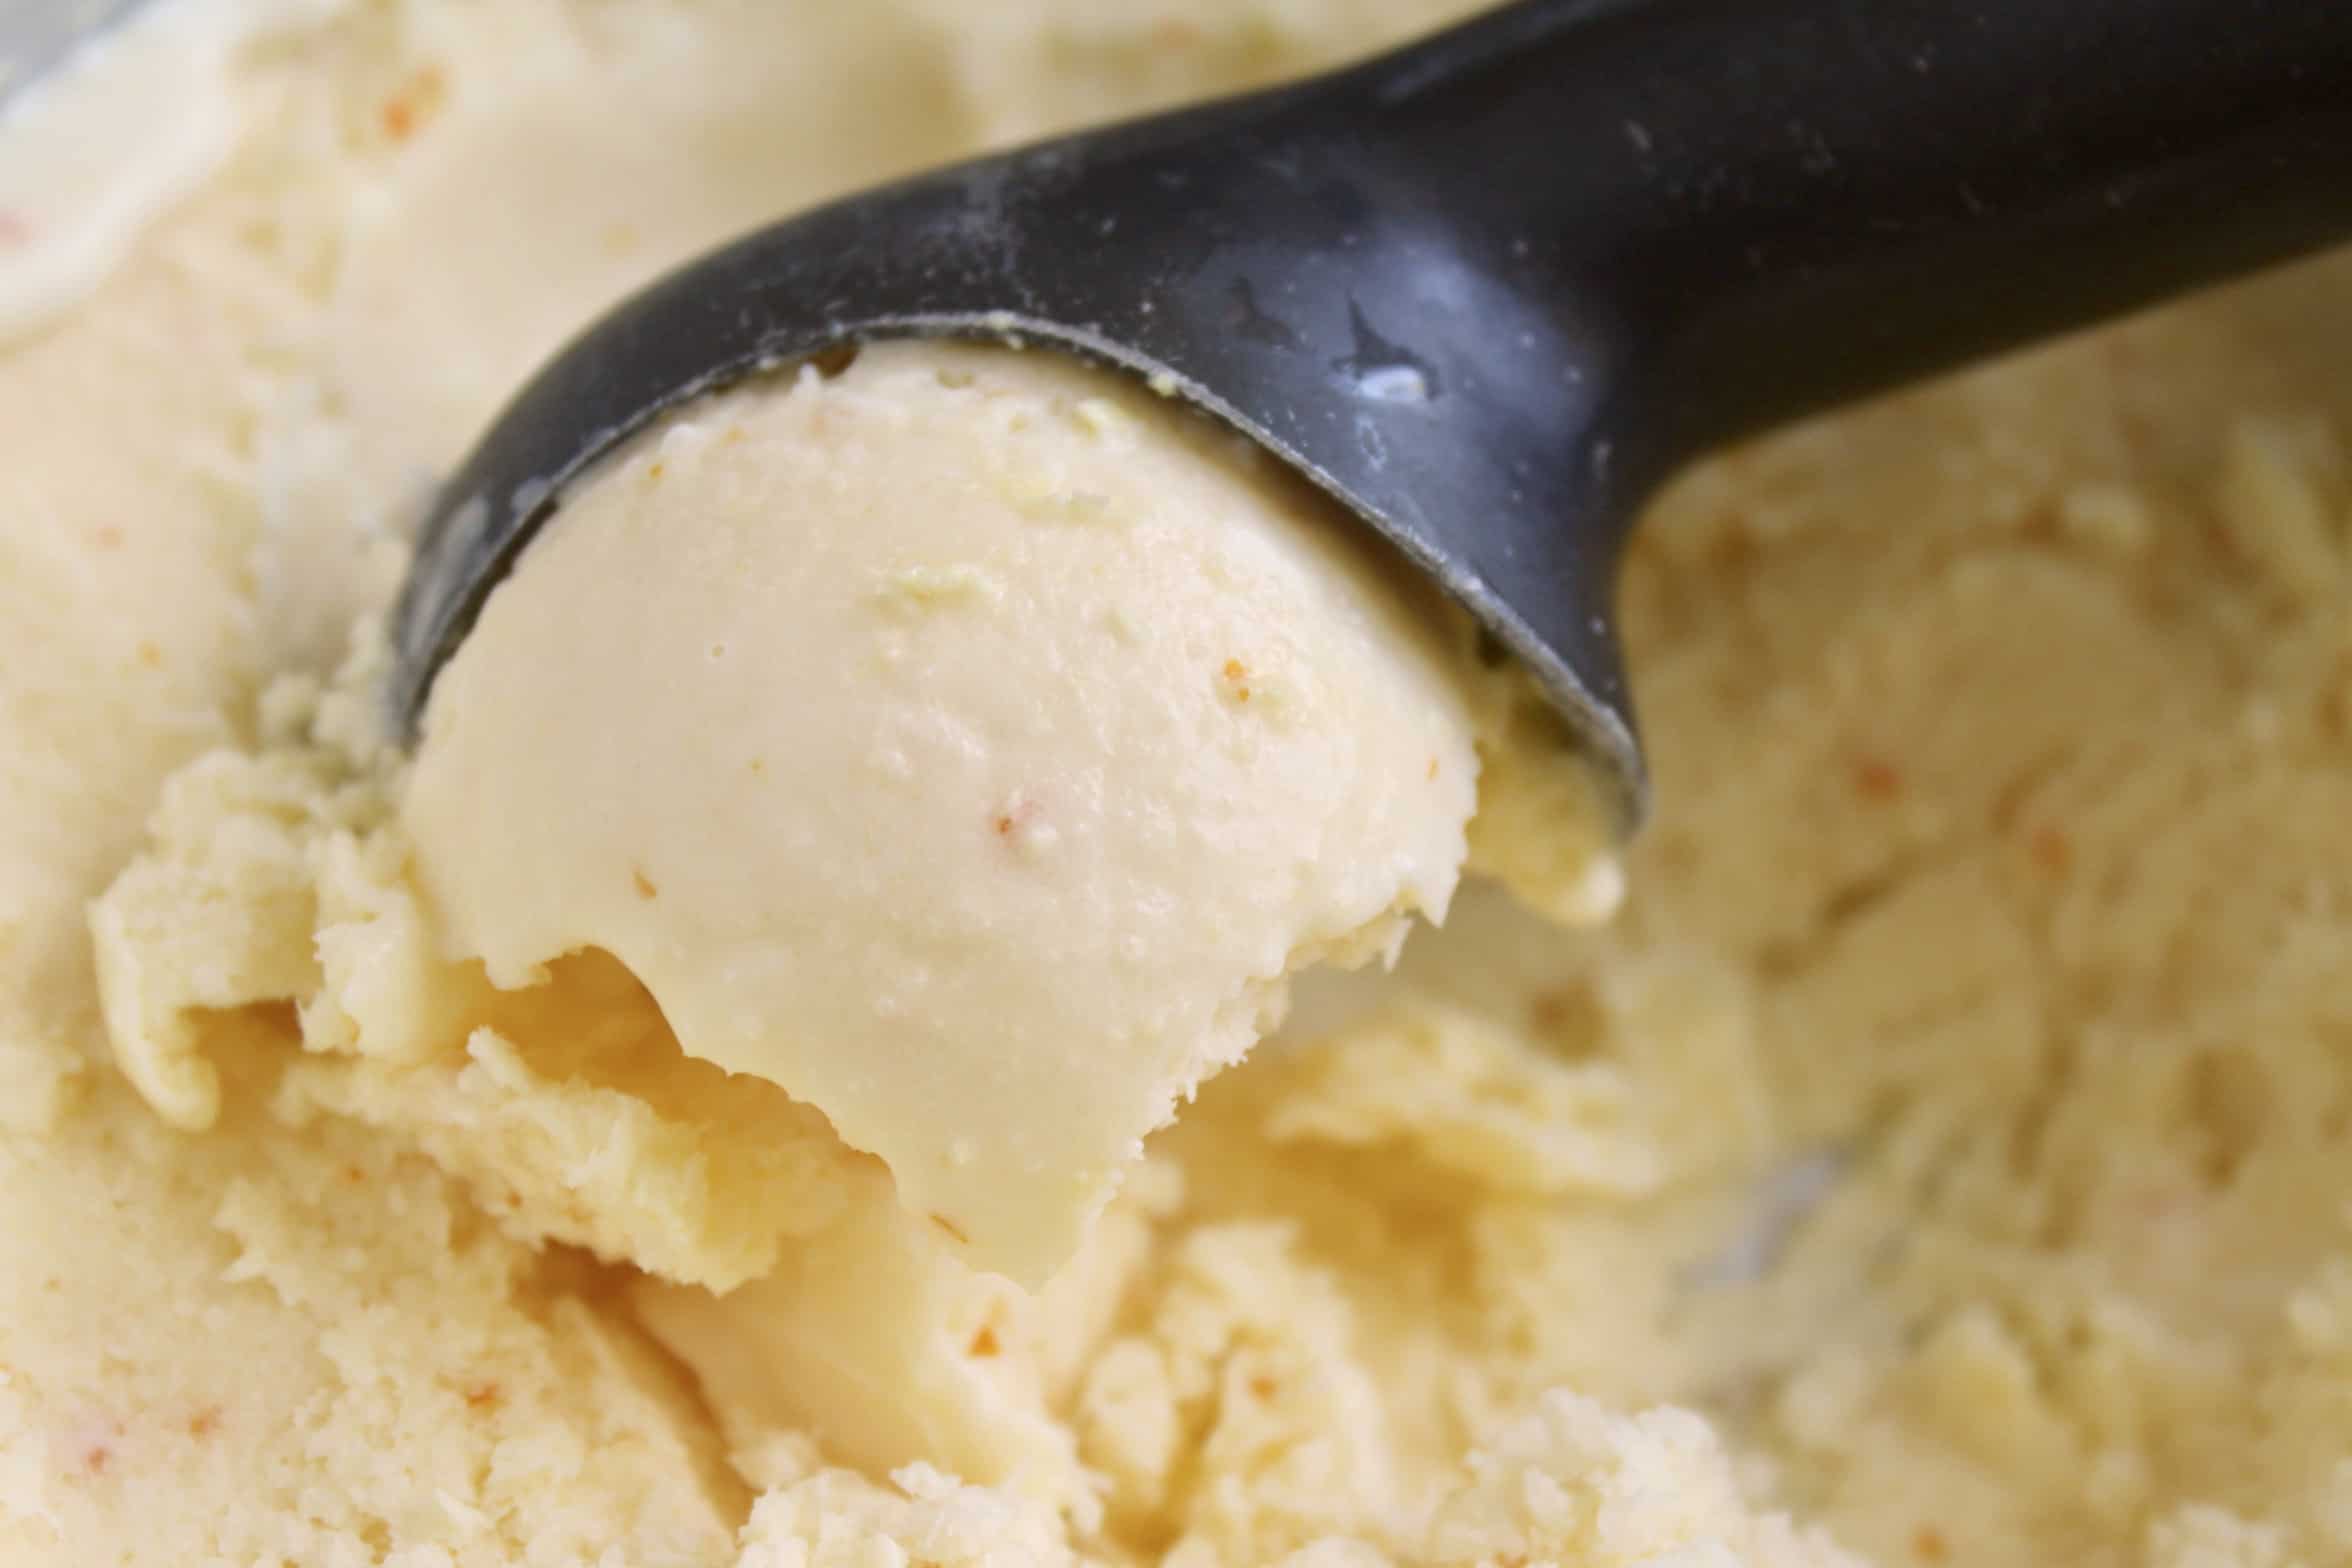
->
xmin=403 ymin=342 xmax=1532 ymax=1285
xmin=8 ymin=0 xmax=2352 ymax=1564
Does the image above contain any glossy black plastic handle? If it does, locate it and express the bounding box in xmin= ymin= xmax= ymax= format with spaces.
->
xmin=384 ymin=0 xmax=2352 ymax=830
xmin=1340 ymin=0 xmax=2352 ymax=487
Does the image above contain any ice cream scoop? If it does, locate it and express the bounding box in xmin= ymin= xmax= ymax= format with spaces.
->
xmin=386 ymin=0 xmax=2352 ymax=830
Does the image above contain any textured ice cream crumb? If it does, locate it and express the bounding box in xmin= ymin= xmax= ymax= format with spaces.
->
xmin=632 ymin=1164 xmax=1100 ymax=1517
xmin=1258 ymin=998 xmax=1673 ymax=1196
xmin=92 ymin=672 xmax=856 ymax=1291
xmin=735 ymin=1463 xmax=1085 ymax=1567
xmin=1463 ymin=670 xmax=1630 ymax=926
xmin=0 ymin=1072 xmax=746 ymax=1563
xmin=1422 ymin=1392 xmax=1859 ymax=1567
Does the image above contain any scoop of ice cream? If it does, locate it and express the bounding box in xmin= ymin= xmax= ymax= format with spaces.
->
xmin=400 ymin=340 xmax=1499 ymax=1285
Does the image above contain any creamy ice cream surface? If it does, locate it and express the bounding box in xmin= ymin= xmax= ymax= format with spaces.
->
xmin=12 ymin=0 xmax=2352 ymax=1564
xmin=403 ymin=342 xmax=1517 ymax=1285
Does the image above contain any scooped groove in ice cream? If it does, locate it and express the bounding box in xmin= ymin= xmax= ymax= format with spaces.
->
xmin=402 ymin=340 xmax=1534 ymax=1284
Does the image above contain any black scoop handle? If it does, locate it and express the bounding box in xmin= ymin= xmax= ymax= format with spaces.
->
xmin=385 ymin=0 xmax=2351 ymax=832
xmin=1338 ymin=0 xmax=2352 ymax=491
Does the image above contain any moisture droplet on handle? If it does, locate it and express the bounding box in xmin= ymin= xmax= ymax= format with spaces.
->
xmin=1352 ymin=364 xmax=1431 ymax=404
